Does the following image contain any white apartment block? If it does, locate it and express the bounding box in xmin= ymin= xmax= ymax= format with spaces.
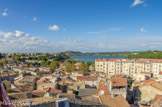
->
xmin=95 ymin=58 xmax=162 ymax=78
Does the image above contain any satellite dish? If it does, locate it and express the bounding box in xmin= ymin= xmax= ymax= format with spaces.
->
xmin=99 ymin=90 xmax=104 ymax=95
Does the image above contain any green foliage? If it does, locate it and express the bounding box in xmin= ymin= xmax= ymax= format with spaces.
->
xmin=0 ymin=62 xmax=3 ymax=67
xmin=86 ymin=61 xmax=93 ymax=66
xmin=79 ymin=62 xmax=89 ymax=73
xmin=91 ymin=62 xmax=95 ymax=70
xmin=12 ymin=55 xmax=21 ymax=63
xmin=65 ymin=63 xmax=75 ymax=72
xmin=66 ymin=59 xmax=77 ymax=64
xmin=45 ymin=61 xmax=51 ymax=66
xmin=127 ymin=79 xmax=134 ymax=88
xmin=63 ymin=51 xmax=139 ymax=56
xmin=21 ymin=71 xmax=26 ymax=75
xmin=53 ymin=53 xmax=70 ymax=62
xmin=3 ymin=59 xmax=8 ymax=65
xmin=127 ymin=50 xmax=162 ymax=59
xmin=40 ymin=60 xmax=46 ymax=66
xmin=15 ymin=71 xmax=19 ymax=76
xmin=49 ymin=61 xmax=60 ymax=71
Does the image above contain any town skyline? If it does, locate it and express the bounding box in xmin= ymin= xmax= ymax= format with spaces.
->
xmin=0 ymin=0 xmax=162 ymax=53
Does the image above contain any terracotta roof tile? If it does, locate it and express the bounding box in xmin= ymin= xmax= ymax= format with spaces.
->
xmin=97 ymin=80 xmax=110 ymax=95
xmin=96 ymin=58 xmax=103 ymax=61
xmin=151 ymin=94 xmax=162 ymax=105
xmin=32 ymin=88 xmax=62 ymax=94
xmin=112 ymin=78 xmax=127 ymax=87
xmin=99 ymin=94 xmax=130 ymax=107
xmin=107 ymin=58 xmax=120 ymax=61
xmin=77 ymin=76 xmax=88 ymax=81
xmin=151 ymin=81 xmax=162 ymax=91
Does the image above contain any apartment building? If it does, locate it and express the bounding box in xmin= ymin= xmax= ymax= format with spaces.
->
xmin=95 ymin=58 xmax=162 ymax=78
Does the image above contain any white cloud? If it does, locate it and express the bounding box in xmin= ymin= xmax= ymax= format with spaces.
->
xmin=131 ymin=0 xmax=144 ymax=7
xmin=1 ymin=30 xmax=162 ymax=53
xmin=32 ymin=17 xmax=37 ymax=21
xmin=140 ymin=28 xmax=147 ymax=33
xmin=49 ymin=25 xmax=59 ymax=31
xmin=1 ymin=9 xmax=8 ymax=16
xmin=0 ymin=30 xmax=30 ymax=38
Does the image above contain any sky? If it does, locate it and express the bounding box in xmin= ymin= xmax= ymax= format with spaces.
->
xmin=0 ymin=0 xmax=162 ymax=53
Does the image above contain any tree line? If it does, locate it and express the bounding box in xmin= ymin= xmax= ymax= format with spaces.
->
xmin=127 ymin=50 xmax=162 ymax=59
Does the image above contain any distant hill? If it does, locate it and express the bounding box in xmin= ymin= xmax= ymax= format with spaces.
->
xmin=127 ymin=50 xmax=162 ymax=59
xmin=59 ymin=51 xmax=142 ymax=56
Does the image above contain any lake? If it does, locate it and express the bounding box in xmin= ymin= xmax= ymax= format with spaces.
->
xmin=70 ymin=56 xmax=125 ymax=62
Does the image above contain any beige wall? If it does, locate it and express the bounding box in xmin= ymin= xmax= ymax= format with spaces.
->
xmin=85 ymin=80 xmax=98 ymax=87
xmin=95 ymin=59 xmax=162 ymax=78
xmin=37 ymin=83 xmax=56 ymax=89
xmin=139 ymin=86 xmax=162 ymax=102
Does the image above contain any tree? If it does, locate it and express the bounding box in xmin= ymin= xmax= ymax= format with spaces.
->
xmin=65 ymin=63 xmax=75 ymax=73
xmin=53 ymin=53 xmax=70 ymax=62
xmin=0 ymin=62 xmax=3 ymax=67
xmin=3 ymin=59 xmax=8 ymax=65
xmin=79 ymin=62 xmax=89 ymax=73
xmin=66 ymin=59 xmax=76 ymax=64
xmin=127 ymin=79 xmax=134 ymax=88
xmin=45 ymin=61 xmax=51 ymax=66
xmin=91 ymin=62 xmax=95 ymax=70
xmin=49 ymin=61 xmax=60 ymax=71
xmin=65 ymin=63 xmax=72 ymax=73
xmin=40 ymin=60 xmax=46 ymax=66
xmin=12 ymin=55 xmax=21 ymax=63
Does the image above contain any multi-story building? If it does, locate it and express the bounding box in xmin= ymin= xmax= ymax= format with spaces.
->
xmin=95 ymin=58 xmax=162 ymax=78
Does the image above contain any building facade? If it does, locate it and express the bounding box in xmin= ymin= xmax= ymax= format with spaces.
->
xmin=95 ymin=58 xmax=162 ymax=78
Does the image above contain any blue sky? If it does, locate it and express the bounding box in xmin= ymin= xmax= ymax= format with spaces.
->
xmin=0 ymin=0 xmax=162 ymax=53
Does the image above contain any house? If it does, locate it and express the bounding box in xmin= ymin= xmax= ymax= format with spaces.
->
xmin=37 ymin=77 xmax=57 ymax=90
xmin=78 ymin=88 xmax=97 ymax=97
xmin=111 ymin=76 xmax=128 ymax=98
xmin=134 ymin=72 xmax=152 ymax=81
xmin=32 ymin=87 xmax=62 ymax=97
xmin=151 ymin=94 xmax=162 ymax=107
xmin=99 ymin=94 xmax=130 ymax=107
xmin=0 ymin=73 xmax=17 ymax=83
xmin=96 ymin=80 xmax=110 ymax=96
xmin=39 ymin=67 xmax=50 ymax=72
xmin=71 ymin=71 xmax=84 ymax=76
xmin=59 ymin=62 xmax=66 ymax=70
xmin=133 ymin=79 xmax=162 ymax=103
xmin=23 ymin=76 xmax=37 ymax=90
xmin=85 ymin=76 xmax=98 ymax=88
xmin=74 ymin=63 xmax=81 ymax=70
xmin=72 ymin=81 xmax=85 ymax=91
xmin=76 ymin=76 xmax=88 ymax=81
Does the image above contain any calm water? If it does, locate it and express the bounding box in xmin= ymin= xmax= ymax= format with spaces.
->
xmin=70 ymin=56 xmax=125 ymax=62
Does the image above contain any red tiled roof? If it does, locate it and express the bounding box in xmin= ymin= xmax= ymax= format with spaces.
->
xmin=32 ymin=88 xmax=62 ymax=93
xmin=151 ymin=94 xmax=162 ymax=105
xmin=107 ymin=58 xmax=120 ymax=62
xmin=151 ymin=81 xmax=162 ymax=91
xmin=112 ymin=78 xmax=127 ymax=87
xmin=96 ymin=58 xmax=103 ymax=61
xmin=97 ymin=80 xmax=110 ymax=95
xmin=76 ymin=76 xmax=88 ymax=81
xmin=134 ymin=78 xmax=155 ymax=86
xmin=99 ymin=94 xmax=130 ymax=107
xmin=74 ymin=63 xmax=81 ymax=66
